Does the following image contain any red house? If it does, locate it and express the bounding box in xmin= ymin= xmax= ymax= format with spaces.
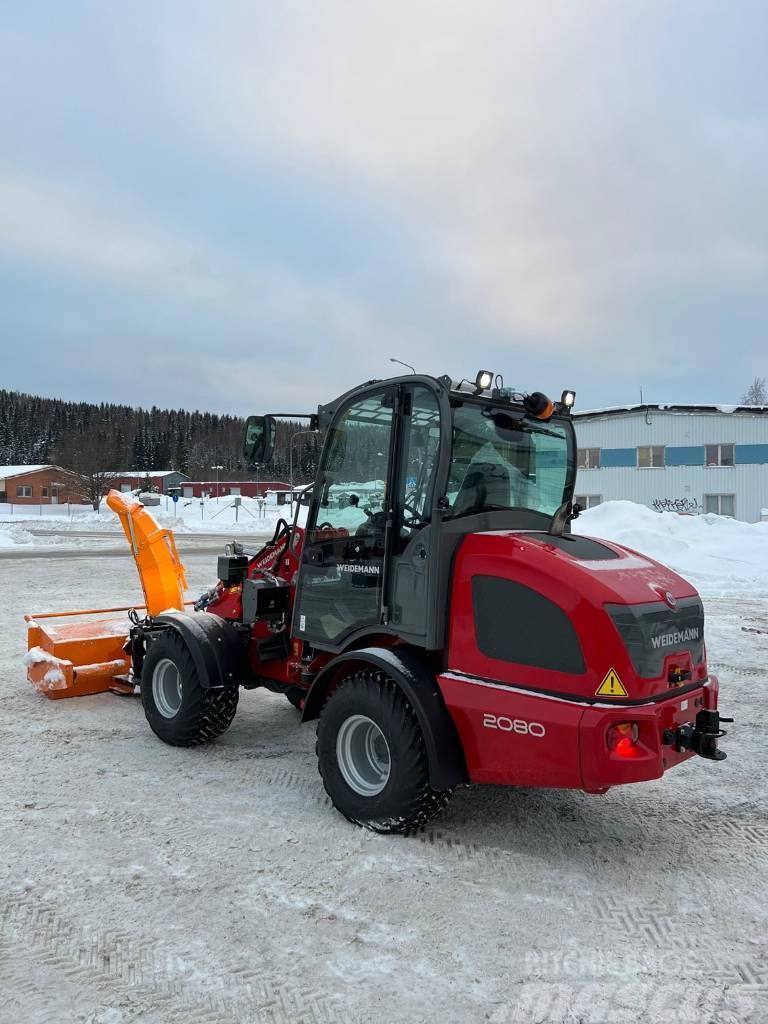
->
xmin=0 ymin=465 xmax=82 ymax=504
xmin=179 ymin=479 xmax=290 ymax=500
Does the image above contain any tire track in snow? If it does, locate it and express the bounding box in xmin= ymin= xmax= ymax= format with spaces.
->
xmin=0 ymin=892 xmax=359 ymax=1024
xmin=710 ymin=662 xmax=765 ymax=678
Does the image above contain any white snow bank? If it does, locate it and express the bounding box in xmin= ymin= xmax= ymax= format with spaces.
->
xmin=0 ymin=524 xmax=34 ymax=547
xmin=575 ymin=500 xmax=768 ymax=597
xmin=1 ymin=496 xmax=306 ymax=534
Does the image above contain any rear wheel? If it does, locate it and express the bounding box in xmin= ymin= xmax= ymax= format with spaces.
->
xmin=141 ymin=630 xmax=239 ymax=746
xmin=316 ymin=669 xmax=453 ymax=834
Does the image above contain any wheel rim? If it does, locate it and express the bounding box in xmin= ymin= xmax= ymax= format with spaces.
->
xmin=152 ymin=658 xmax=183 ymax=719
xmin=336 ymin=715 xmax=391 ymax=796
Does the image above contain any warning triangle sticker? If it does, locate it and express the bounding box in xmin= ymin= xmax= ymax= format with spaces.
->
xmin=595 ymin=669 xmax=628 ymax=697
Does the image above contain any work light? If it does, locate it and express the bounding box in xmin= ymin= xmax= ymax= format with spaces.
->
xmin=475 ymin=370 xmax=494 ymax=392
xmin=561 ymin=390 xmax=576 ymax=408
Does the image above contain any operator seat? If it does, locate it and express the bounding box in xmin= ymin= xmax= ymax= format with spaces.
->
xmin=452 ymin=461 xmax=511 ymax=516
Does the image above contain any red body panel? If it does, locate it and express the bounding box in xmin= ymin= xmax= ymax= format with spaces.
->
xmin=447 ymin=531 xmax=706 ymax=703
xmin=439 ymin=530 xmax=719 ymax=791
xmin=438 ymin=671 xmax=720 ymax=790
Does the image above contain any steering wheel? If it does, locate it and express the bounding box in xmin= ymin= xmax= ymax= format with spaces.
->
xmin=318 ymin=522 xmax=336 ymax=530
xmin=401 ymin=500 xmax=424 ymax=529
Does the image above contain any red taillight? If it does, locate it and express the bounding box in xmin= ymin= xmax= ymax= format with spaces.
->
xmin=607 ymin=722 xmax=641 ymax=757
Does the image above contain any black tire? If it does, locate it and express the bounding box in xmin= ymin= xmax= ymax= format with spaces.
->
xmin=141 ymin=630 xmax=239 ymax=746
xmin=316 ymin=669 xmax=453 ymax=834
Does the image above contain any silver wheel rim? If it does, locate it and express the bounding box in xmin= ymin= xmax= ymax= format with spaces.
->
xmin=152 ymin=658 xmax=183 ymax=718
xmin=336 ymin=715 xmax=391 ymax=796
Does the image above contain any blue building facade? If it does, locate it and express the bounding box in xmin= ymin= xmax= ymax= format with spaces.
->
xmin=573 ymin=404 xmax=768 ymax=523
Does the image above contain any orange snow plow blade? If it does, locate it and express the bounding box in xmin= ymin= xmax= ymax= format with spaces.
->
xmin=25 ymin=490 xmax=188 ymax=699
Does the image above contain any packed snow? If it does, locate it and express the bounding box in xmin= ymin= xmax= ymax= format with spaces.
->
xmin=575 ymin=500 xmax=768 ymax=598
xmin=1 ymin=505 xmax=766 ymax=1022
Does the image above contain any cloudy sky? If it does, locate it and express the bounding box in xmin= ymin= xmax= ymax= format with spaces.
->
xmin=1 ymin=1 xmax=766 ymax=415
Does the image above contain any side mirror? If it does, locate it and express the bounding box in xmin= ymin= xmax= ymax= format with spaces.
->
xmin=570 ymin=502 xmax=582 ymax=521
xmin=243 ymin=415 xmax=276 ymax=468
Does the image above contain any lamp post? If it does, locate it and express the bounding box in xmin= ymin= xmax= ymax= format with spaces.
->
xmin=289 ymin=430 xmax=316 ymax=510
xmin=211 ymin=464 xmax=224 ymax=502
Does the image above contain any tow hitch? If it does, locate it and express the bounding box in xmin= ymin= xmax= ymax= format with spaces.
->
xmin=665 ymin=709 xmax=732 ymax=761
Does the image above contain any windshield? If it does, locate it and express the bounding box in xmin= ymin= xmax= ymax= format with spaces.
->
xmin=446 ymin=401 xmax=574 ymax=519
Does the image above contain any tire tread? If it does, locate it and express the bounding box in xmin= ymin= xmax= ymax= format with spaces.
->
xmin=142 ymin=631 xmax=238 ymax=746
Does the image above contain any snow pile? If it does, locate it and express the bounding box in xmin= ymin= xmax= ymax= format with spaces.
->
xmin=575 ymin=500 xmax=768 ymax=597
xmin=0 ymin=524 xmax=34 ymax=547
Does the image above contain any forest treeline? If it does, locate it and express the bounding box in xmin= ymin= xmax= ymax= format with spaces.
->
xmin=0 ymin=389 xmax=322 ymax=483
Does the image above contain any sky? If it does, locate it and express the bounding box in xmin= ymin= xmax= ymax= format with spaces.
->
xmin=0 ymin=1 xmax=766 ymax=416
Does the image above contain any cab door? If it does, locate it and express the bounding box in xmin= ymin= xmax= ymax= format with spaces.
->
xmin=293 ymin=386 xmax=397 ymax=648
xmin=388 ymin=384 xmax=442 ymax=640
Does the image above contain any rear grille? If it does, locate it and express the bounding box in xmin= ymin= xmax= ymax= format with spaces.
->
xmin=606 ymin=597 xmax=704 ymax=679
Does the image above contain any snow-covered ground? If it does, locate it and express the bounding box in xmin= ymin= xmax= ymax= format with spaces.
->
xmin=0 ymin=496 xmax=298 ymax=559
xmin=0 ymin=508 xmax=766 ymax=1022
xmin=0 ymin=494 xmax=302 ymax=537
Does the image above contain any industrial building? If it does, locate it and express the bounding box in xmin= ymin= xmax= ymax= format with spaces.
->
xmin=573 ymin=404 xmax=768 ymax=523
xmin=112 ymin=470 xmax=191 ymax=495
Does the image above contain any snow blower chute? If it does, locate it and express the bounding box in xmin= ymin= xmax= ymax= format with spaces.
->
xmin=24 ymin=490 xmax=187 ymax=699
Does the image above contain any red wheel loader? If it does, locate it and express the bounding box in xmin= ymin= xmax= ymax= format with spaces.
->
xmin=25 ymin=371 xmax=731 ymax=833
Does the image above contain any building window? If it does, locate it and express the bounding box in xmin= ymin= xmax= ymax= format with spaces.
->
xmin=41 ymin=486 xmax=49 ymax=497
xmin=638 ymin=446 xmax=665 ymax=468
xmin=705 ymin=443 xmax=735 ymax=467
xmin=574 ymin=495 xmax=602 ymax=510
xmin=704 ymin=494 xmax=735 ymax=517
xmin=16 ymin=485 xmax=33 ymax=497
xmin=577 ymin=447 xmax=601 ymax=469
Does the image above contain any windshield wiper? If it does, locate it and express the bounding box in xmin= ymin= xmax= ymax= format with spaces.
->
xmin=482 ymin=407 xmax=561 ymax=439
xmin=516 ymin=421 xmax=562 ymax=439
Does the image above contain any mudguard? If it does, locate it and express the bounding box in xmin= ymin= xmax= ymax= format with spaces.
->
xmin=302 ymin=646 xmax=468 ymax=791
xmin=152 ymin=611 xmax=247 ymax=688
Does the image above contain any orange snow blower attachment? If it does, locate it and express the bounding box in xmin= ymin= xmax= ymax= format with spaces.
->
xmin=25 ymin=490 xmax=188 ymax=699
xmin=105 ymin=489 xmax=187 ymax=615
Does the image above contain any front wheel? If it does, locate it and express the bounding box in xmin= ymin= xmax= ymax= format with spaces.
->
xmin=141 ymin=630 xmax=239 ymax=746
xmin=316 ymin=669 xmax=453 ymax=834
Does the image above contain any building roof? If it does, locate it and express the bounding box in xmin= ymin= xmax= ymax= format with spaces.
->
xmin=111 ymin=470 xmax=187 ymax=478
xmin=268 ymin=482 xmax=314 ymax=493
xmin=574 ymin=403 xmax=768 ymax=420
xmin=185 ymin=479 xmax=291 ymax=487
xmin=0 ymin=464 xmax=53 ymax=477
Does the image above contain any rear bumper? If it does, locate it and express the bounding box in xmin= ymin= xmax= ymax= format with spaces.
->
xmin=437 ymin=672 xmax=724 ymax=792
xmin=579 ymin=676 xmax=721 ymax=792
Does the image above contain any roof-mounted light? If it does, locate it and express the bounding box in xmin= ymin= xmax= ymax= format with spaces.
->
xmin=474 ymin=369 xmax=494 ymax=393
xmin=561 ymin=389 xmax=576 ymax=409
xmin=523 ymin=391 xmax=555 ymax=420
